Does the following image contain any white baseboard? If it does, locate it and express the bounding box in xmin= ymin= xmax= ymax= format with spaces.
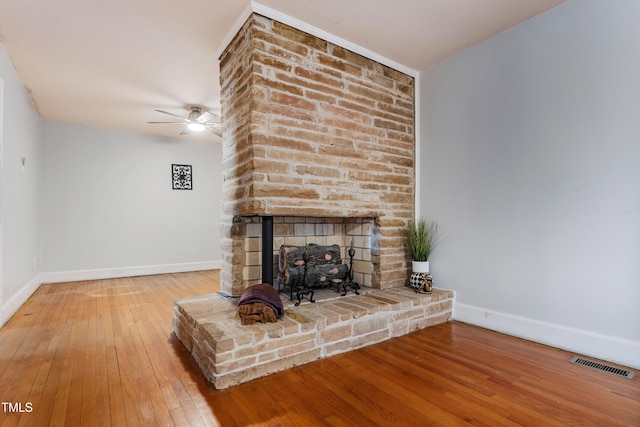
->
xmin=454 ymin=302 xmax=640 ymax=370
xmin=40 ymin=260 xmax=222 ymax=284
xmin=1 ymin=261 xmax=221 ymax=328
xmin=1 ymin=274 xmax=42 ymax=327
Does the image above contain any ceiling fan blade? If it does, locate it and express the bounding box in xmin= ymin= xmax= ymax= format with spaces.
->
xmin=197 ymin=111 xmax=218 ymax=123
xmin=206 ymin=125 xmax=222 ymax=137
xmin=148 ymin=121 xmax=185 ymax=124
xmin=179 ymin=128 xmax=190 ymax=135
xmin=154 ymin=109 xmax=187 ymax=120
xmin=202 ymin=122 xmax=220 ymax=126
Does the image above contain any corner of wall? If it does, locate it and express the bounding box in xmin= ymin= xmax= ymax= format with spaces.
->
xmin=0 ymin=274 xmax=41 ymax=327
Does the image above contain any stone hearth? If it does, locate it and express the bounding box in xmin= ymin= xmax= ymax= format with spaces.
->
xmin=173 ymin=287 xmax=453 ymax=389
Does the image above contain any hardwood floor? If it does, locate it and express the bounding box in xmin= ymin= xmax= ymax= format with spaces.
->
xmin=0 ymin=271 xmax=638 ymax=426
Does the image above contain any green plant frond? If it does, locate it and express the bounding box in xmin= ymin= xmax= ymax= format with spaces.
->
xmin=406 ymin=218 xmax=441 ymax=262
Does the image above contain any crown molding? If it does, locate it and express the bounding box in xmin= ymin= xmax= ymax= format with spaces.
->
xmin=216 ymin=1 xmax=417 ymax=77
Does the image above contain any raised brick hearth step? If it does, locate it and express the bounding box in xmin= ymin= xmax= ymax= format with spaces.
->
xmin=173 ymin=287 xmax=454 ymax=389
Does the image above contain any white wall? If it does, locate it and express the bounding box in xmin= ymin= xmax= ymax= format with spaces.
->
xmin=0 ymin=41 xmax=223 ymax=327
xmin=41 ymin=120 xmax=223 ymax=283
xmin=420 ymin=0 xmax=640 ymax=368
xmin=0 ymin=44 xmax=43 ymax=326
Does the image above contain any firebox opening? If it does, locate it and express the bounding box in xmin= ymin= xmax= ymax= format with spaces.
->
xmin=231 ymin=215 xmax=378 ymax=297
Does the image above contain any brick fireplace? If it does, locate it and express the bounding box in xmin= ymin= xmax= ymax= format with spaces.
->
xmin=172 ymin=14 xmax=455 ymax=390
xmin=219 ymin=13 xmax=416 ymax=297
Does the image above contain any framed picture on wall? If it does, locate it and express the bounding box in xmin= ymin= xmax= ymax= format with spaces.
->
xmin=172 ymin=164 xmax=193 ymax=190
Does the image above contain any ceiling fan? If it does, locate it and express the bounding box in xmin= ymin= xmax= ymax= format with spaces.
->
xmin=148 ymin=105 xmax=222 ymax=136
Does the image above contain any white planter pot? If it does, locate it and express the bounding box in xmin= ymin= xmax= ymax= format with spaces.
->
xmin=412 ymin=260 xmax=430 ymax=273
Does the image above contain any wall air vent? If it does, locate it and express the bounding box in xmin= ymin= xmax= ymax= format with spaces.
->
xmin=570 ymin=356 xmax=635 ymax=379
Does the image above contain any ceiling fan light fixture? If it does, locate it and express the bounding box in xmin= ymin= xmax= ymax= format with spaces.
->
xmin=187 ymin=122 xmax=206 ymax=132
xmin=149 ymin=106 xmax=221 ymax=136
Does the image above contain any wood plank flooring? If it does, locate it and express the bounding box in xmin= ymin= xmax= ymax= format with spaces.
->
xmin=0 ymin=270 xmax=638 ymax=426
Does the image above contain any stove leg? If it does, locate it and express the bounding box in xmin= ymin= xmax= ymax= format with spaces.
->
xmin=342 ymin=281 xmax=360 ymax=296
xmin=295 ymin=288 xmax=315 ymax=306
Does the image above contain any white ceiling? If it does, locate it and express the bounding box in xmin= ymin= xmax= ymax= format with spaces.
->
xmin=0 ymin=0 xmax=565 ymax=141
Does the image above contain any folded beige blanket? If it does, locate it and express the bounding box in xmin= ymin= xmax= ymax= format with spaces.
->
xmin=237 ymin=302 xmax=278 ymax=325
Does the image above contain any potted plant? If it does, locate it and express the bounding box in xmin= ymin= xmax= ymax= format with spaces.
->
xmin=406 ymin=218 xmax=441 ymax=273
